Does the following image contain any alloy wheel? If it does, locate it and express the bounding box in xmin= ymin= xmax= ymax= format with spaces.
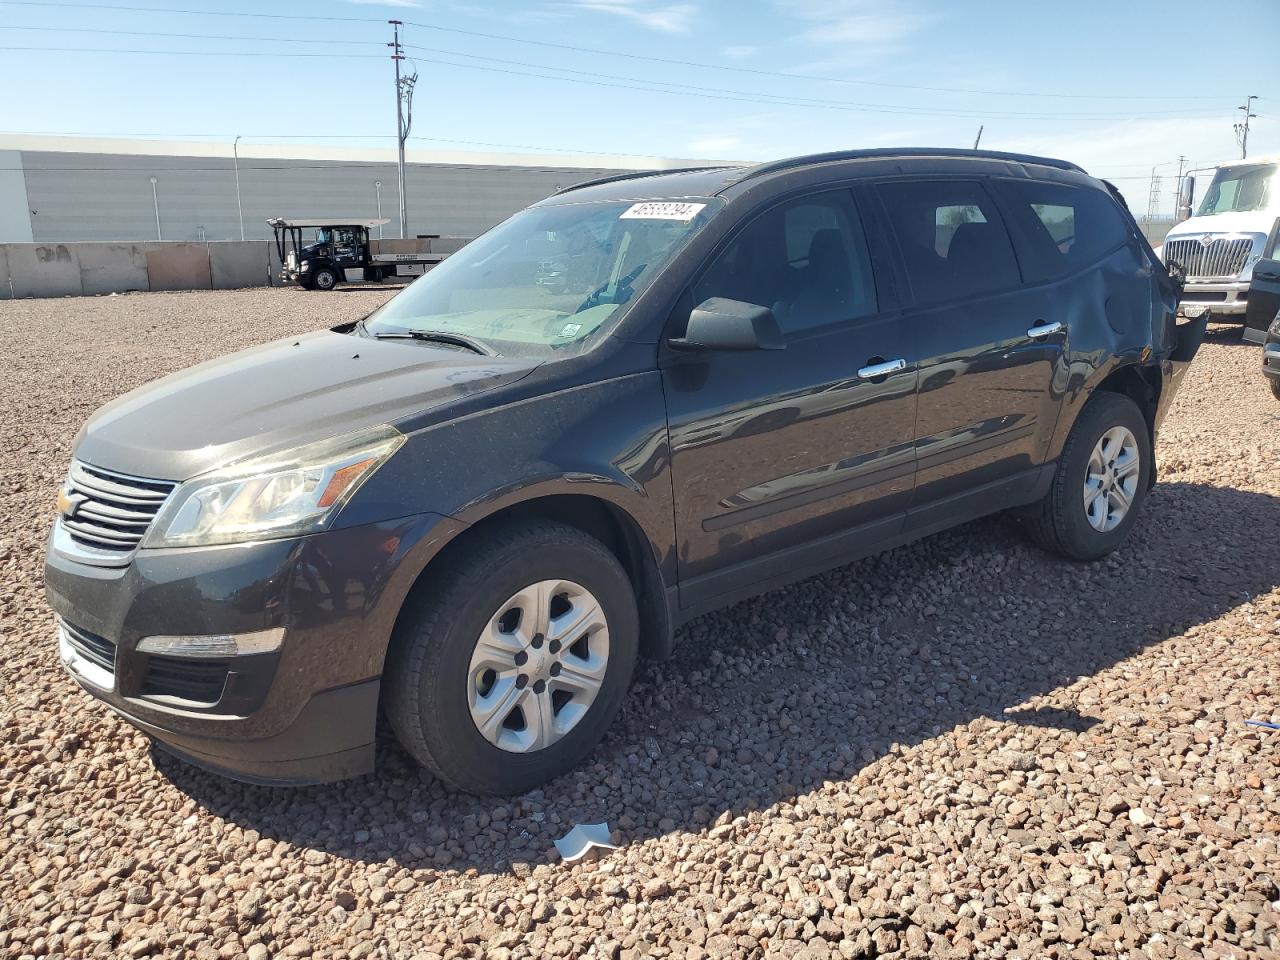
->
xmin=1083 ymin=425 xmax=1140 ymax=532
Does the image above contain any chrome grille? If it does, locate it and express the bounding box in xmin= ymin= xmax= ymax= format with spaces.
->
xmin=58 ymin=461 xmax=176 ymax=563
xmin=1163 ymin=236 xmax=1254 ymax=279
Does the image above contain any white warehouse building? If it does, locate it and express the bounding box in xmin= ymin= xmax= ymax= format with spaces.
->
xmin=0 ymin=135 xmax=710 ymax=244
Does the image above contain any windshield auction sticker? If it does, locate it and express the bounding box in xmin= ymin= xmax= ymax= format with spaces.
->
xmin=619 ymin=202 xmax=707 ymax=221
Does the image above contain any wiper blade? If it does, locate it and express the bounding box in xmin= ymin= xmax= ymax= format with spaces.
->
xmin=371 ymin=329 xmax=495 ymax=356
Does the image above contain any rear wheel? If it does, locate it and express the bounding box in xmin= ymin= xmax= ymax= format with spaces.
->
xmin=1025 ymin=391 xmax=1152 ymax=560
xmin=384 ymin=521 xmax=638 ymax=794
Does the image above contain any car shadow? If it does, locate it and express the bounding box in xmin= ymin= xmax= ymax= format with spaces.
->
xmin=1202 ymin=322 xmax=1257 ymax=346
xmin=153 ymin=480 xmax=1280 ymax=875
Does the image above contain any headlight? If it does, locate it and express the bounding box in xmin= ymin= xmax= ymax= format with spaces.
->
xmin=144 ymin=426 xmax=403 ymax=548
xmin=299 ymin=260 xmax=311 ymax=271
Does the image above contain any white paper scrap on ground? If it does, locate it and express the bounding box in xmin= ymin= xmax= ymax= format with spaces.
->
xmin=554 ymin=822 xmax=620 ymax=862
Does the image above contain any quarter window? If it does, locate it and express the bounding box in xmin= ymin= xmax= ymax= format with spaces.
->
xmin=694 ymin=190 xmax=877 ymax=335
xmin=875 ymin=180 xmax=1021 ymax=305
xmin=997 ymin=180 xmax=1131 ymax=282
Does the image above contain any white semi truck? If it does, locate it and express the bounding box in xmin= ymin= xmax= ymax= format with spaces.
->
xmin=1160 ymin=157 xmax=1279 ymax=342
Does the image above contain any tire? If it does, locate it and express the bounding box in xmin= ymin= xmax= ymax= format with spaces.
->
xmin=383 ymin=521 xmax=639 ymax=794
xmin=1024 ymin=391 xmax=1152 ymax=561
xmin=311 ymin=266 xmax=338 ymax=291
xmin=1269 ymin=378 xmax=1280 ymax=402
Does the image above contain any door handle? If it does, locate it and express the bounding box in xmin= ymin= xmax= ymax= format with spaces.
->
xmin=1027 ymin=320 xmax=1063 ymax=338
xmin=856 ymin=358 xmax=907 ymax=380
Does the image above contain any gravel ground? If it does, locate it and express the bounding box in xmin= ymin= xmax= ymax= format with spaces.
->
xmin=2 ymin=289 xmax=1279 ymax=960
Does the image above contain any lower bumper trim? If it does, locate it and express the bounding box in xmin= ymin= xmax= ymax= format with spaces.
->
xmin=93 ymin=677 xmax=381 ymax=786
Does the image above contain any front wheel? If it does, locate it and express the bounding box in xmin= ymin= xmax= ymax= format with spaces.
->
xmin=384 ymin=521 xmax=639 ymax=794
xmin=1024 ymin=391 xmax=1152 ymax=561
xmin=311 ymin=266 xmax=338 ymax=291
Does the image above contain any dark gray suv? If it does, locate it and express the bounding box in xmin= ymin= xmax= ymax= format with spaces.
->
xmin=45 ymin=149 xmax=1204 ymax=794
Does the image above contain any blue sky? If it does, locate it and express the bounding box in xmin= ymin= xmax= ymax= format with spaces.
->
xmin=1 ymin=0 xmax=1277 ymax=213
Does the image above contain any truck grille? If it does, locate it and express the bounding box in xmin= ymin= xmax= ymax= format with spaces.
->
xmin=59 ymin=461 xmax=176 ymax=563
xmin=1163 ymin=236 xmax=1254 ymax=280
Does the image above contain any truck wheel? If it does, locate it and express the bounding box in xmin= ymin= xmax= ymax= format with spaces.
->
xmin=384 ymin=521 xmax=639 ymax=795
xmin=1270 ymin=379 xmax=1280 ymax=402
xmin=1024 ymin=391 xmax=1152 ymax=561
xmin=311 ymin=267 xmax=338 ymax=291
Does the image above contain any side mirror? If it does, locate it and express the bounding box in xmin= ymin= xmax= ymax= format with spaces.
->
xmin=669 ymin=297 xmax=785 ymax=351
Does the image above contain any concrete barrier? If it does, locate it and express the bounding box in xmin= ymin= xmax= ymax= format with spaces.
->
xmin=209 ymin=241 xmax=270 ymax=290
xmin=0 ymin=237 xmax=461 ymax=298
xmin=3 ymin=243 xmax=83 ymax=298
xmin=78 ymin=243 xmax=149 ymax=295
xmin=144 ymin=242 xmax=213 ymax=291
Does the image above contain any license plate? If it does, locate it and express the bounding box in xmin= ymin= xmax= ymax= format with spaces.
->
xmin=1182 ymin=304 xmax=1208 ymax=318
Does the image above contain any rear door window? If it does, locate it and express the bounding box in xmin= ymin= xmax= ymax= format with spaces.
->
xmin=996 ymin=180 xmax=1132 ymax=282
xmin=874 ymin=180 xmax=1021 ymax=306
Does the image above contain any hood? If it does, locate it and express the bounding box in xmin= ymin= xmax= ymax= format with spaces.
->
xmin=1166 ymin=210 xmax=1277 ymax=239
xmin=75 ymin=330 xmax=539 ymax=480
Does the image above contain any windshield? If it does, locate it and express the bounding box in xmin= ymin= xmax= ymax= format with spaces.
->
xmin=314 ymin=228 xmax=330 ymax=245
xmin=364 ymin=198 xmax=720 ymax=357
xmin=1196 ymin=164 xmax=1278 ymax=216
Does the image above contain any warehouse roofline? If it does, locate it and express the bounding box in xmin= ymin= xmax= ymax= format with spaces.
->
xmin=0 ymin=134 xmax=733 ymax=172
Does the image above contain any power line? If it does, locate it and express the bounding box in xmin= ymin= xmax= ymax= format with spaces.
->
xmin=0 ymin=0 xmax=1259 ymax=103
xmin=0 ymin=45 xmax=384 ymax=58
xmin=0 ymin=45 xmax=1237 ymax=122
xmin=400 ymin=44 xmax=1235 ymax=120
xmin=3 ymin=24 xmax=382 ymax=45
xmin=0 ymin=0 xmax=368 ymax=23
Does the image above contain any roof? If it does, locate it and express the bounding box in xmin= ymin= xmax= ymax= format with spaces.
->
xmin=1216 ymin=153 xmax=1280 ymax=168
xmin=267 ymin=217 xmax=390 ymax=228
xmin=548 ymin=147 xmax=1090 ymax=204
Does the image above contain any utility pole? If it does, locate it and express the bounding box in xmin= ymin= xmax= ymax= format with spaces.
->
xmin=389 ymin=20 xmax=417 ymax=239
xmin=233 ymin=135 xmax=245 ymax=241
xmin=1174 ymin=154 xmax=1189 ymax=222
xmin=149 ymin=176 xmax=161 ymax=241
xmin=972 ymin=125 xmax=983 ymax=150
xmin=1234 ymin=95 xmax=1258 ymax=159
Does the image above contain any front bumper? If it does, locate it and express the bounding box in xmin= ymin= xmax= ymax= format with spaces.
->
xmin=44 ymin=510 xmax=464 ymax=784
xmin=1264 ymin=344 xmax=1280 ymax=383
xmin=1178 ymin=280 xmax=1249 ymax=319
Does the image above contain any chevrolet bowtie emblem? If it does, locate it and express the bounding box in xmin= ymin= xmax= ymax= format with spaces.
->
xmin=57 ymin=487 xmax=84 ymax=519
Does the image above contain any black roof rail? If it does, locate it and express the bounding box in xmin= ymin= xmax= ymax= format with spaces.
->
xmin=735 ymin=148 xmax=1086 ymax=184
xmin=553 ymin=165 xmax=737 ymax=196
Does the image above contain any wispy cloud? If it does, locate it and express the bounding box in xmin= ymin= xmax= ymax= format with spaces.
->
xmin=688 ymin=134 xmax=746 ymax=156
xmin=777 ymin=0 xmax=928 ymax=47
xmin=566 ymin=0 xmax=697 ymax=34
xmin=721 ymin=45 xmax=758 ymax=60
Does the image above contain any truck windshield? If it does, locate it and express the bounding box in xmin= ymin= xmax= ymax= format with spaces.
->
xmin=364 ymin=198 xmax=720 ymax=357
xmin=1197 ymin=164 xmax=1278 ymax=216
